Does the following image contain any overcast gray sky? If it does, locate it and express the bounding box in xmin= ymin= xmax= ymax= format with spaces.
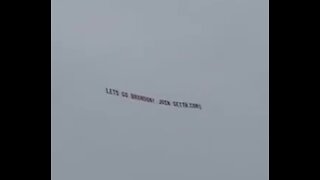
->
xmin=51 ymin=0 xmax=268 ymax=179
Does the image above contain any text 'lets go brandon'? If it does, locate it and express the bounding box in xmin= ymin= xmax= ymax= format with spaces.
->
xmin=106 ymin=88 xmax=202 ymax=110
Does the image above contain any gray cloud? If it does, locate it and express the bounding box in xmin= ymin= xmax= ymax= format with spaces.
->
xmin=52 ymin=0 xmax=268 ymax=179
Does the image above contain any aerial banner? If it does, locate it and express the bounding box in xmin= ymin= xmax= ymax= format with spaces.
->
xmin=106 ymin=88 xmax=202 ymax=110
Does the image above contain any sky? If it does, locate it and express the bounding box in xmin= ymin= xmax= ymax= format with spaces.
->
xmin=51 ymin=0 xmax=268 ymax=179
